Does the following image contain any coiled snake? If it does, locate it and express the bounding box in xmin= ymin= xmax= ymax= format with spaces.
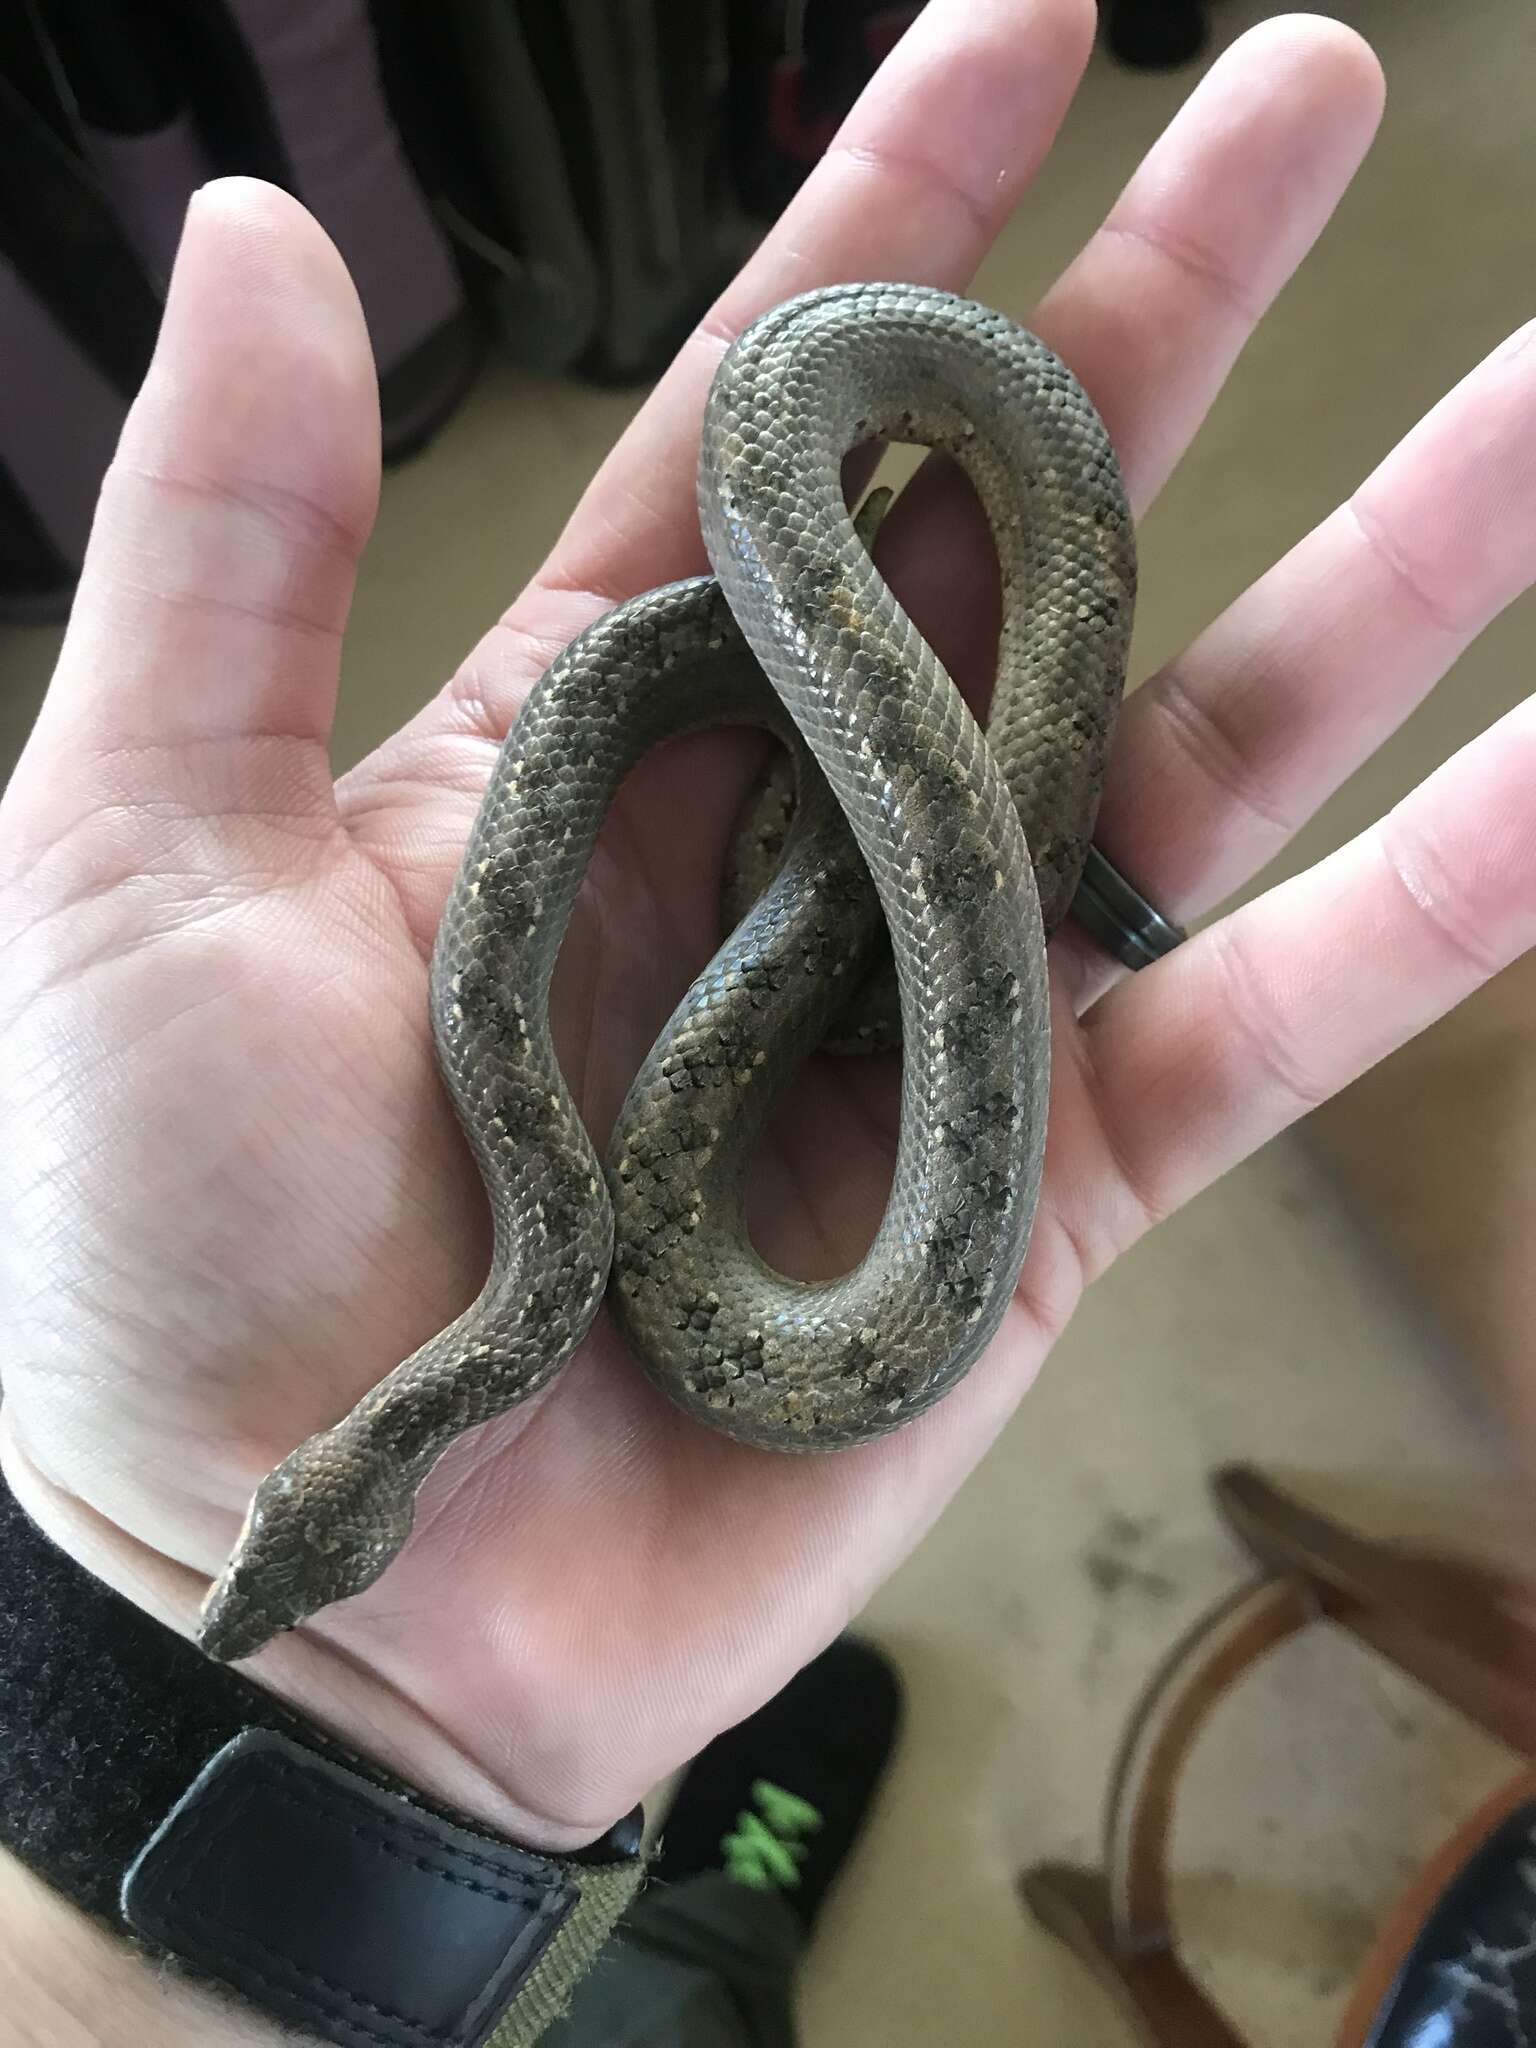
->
xmin=199 ymin=283 xmax=1135 ymax=1662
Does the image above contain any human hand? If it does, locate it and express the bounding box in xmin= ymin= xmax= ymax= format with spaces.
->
xmin=4 ymin=0 xmax=1535 ymax=1852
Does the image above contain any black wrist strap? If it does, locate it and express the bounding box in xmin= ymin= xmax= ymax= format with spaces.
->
xmin=0 ymin=1477 xmax=643 ymax=2047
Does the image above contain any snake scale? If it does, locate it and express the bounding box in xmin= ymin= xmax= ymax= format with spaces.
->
xmin=199 ymin=283 xmax=1135 ymax=1662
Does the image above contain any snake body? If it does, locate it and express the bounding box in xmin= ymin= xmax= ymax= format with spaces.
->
xmin=199 ymin=284 xmax=1135 ymax=1662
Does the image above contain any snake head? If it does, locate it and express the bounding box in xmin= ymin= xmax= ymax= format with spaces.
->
xmin=197 ymin=1433 xmax=418 ymax=1663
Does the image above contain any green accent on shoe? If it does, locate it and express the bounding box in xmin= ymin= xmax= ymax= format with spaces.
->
xmin=721 ymin=1811 xmax=802 ymax=1890
xmin=751 ymin=1780 xmax=822 ymax=1840
xmin=719 ymin=1781 xmax=825 ymax=1891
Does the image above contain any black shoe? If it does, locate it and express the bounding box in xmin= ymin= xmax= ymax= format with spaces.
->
xmin=1103 ymin=0 xmax=1211 ymax=71
xmin=650 ymin=1637 xmax=902 ymax=1937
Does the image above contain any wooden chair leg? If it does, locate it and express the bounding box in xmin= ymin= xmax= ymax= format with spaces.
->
xmin=1021 ymin=1862 xmax=1250 ymax=2046
xmin=1030 ymin=1471 xmax=1536 ymax=2043
xmin=1214 ymin=1465 xmax=1536 ymax=1756
xmin=1023 ymin=1579 xmax=1307 ymax=2045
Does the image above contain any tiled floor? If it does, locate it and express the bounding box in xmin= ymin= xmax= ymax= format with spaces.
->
xmin=3 ymin=1 xmax=1534 ymax=2040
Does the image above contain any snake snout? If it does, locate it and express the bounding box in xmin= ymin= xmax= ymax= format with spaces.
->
xmin=197 ymin=1437 xmax=419 ymax=1662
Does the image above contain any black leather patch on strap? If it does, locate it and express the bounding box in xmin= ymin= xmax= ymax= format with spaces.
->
xmin=122 ymin=1730 xmax=576 ymax=2048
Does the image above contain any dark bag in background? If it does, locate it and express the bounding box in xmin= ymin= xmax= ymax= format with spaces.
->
xmin=0 ymin=4 xmax=164 ymax=621
xmin=376 ymin=0 xmax=753 ymax=385
xmin=725 ymin=0 xmax=924 ymax=221
xmin=0 ymin=0 xmax=915 ymax=622
xmin=0 ymin=0 xmax=477 ymax=621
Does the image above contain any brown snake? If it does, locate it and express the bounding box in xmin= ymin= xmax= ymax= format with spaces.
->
xmin=199 ymin=282 xmax=1135 ymax=1663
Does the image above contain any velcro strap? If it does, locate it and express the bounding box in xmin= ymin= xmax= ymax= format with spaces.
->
xmin=1 ymin=1478 xmax=643 ymax=2048
xmin=124 ymin=1729 xmax=586 ymax=2048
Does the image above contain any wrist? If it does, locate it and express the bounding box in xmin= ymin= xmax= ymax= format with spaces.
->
xmin=2 ymin=1849 xmax=280 ymax=2048
xmin=3 ymin=1430 xmax=631 ymax=1857
xmin=208 ymin=1624 xmax=627 ymax=1857
xmin=1 ymin=1465 xmax=647 ymax=2048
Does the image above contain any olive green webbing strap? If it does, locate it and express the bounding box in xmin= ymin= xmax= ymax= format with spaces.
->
xmin=486 ymin=1854 xmax=648 ymax=2047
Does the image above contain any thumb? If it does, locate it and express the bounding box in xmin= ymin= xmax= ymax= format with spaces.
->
xmin=3 ymin=178 xmax=379 ymax=867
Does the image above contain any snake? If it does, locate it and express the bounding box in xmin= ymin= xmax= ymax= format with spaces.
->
xmin=197 ymin=282 xmax=1135 ymax=1664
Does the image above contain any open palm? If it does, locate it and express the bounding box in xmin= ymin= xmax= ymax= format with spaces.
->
xmin=5 ymin=0 xmax=1536 ymax=1852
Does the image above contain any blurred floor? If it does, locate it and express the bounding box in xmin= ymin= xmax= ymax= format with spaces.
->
xmin=3 ymin=0 xmax=1534 ymax=2041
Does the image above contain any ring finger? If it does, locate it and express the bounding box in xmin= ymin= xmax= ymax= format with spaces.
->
xmin=1061 ymin=317 xmax=1536 ymax=1006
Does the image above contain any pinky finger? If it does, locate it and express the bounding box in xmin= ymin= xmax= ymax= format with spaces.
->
xmin=1064 ymin=695 xmax=1536 ymax=1266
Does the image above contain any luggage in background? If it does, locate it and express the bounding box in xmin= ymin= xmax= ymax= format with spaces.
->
xmin=0 ymin=0 xmax=477 ymax=620
xmin=0 ymin=0 xmax=917 ymax=620
xmin=377 ymin=0 xmax=752 ymax=385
